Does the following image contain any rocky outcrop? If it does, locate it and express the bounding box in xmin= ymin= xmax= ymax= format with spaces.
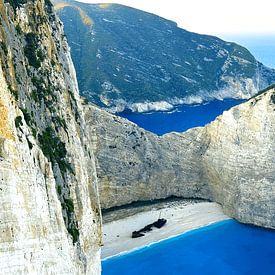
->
xmin=203 ymin=88 xmax=275 ymax=229
xmin=85 ymin=88 xmax=275 ymax=229
xmin=0 ymin=0 xmax=101 ymax=273
xmin=85 ymin=105 xmax=211 ymax=208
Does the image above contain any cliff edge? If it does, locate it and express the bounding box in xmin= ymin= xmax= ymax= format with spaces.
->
xmin=0 ymin=0 xmax=101 ymax=273
xmin=86 ymin=87 xmax=275 ymax=229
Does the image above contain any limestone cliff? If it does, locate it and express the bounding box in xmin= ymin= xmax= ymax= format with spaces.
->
xmin=0 ymin=0 xmax=101 ymax=273
xmin=85 ymin=87 xmax=275 ymax=229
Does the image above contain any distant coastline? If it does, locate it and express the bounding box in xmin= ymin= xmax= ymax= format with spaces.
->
xmin=109 ymin=93 xmax=250 ymax=114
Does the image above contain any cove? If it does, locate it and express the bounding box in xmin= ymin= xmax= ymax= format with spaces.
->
xmin=102 ymin=220 xmax=275 ymax=275
xmin=118 ymin=99 xmax=245 ymax=135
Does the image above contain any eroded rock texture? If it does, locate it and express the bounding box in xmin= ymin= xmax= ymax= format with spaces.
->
xmin=0 ymin=0 xmax=101 ymax=273
xmin=86 ymin=88 xmax=275 ymax=229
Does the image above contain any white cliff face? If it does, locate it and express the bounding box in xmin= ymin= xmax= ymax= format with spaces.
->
xmin=203 ymin=89 xmax=275 ymax=228
xmin=85 ymin=88 xmax=275 ymax=229
xmin=0 ymin=0 xmax=101 ymax=273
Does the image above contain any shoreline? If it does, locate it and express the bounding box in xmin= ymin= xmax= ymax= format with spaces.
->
xmin=101 ymin=202 xmax=230 ymax=259
xmin=105 ymin=92 xmax=251 ymax=114
xmin=113 ymin=98 xmax=246 ymax=114
xmin=102 ymin=219 xmax=233 ymax=262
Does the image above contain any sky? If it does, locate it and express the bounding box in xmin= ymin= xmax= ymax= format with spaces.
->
xmin=77 ymin=0 xmax=275 ymax=36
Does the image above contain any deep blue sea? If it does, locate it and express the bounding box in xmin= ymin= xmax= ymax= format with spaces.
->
xmin=118 ymin=99 xmax=244 ymax=135
xmin=102 ymin=220 xmax=275 ymax=275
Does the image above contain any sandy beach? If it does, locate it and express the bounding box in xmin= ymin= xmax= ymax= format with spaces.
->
xmin=102 ymin=202 xmax=230 ymax=259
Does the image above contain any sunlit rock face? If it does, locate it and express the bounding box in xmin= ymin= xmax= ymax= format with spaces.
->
xmin=202 ymin=88 xmax=275 ymax=229
xmin=0 ymin=0 xmax=101 ymax=273
xmin=85 ymin=88 xmax=275 ymax=229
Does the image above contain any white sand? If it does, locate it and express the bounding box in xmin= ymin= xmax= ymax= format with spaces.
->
xmin=102 ymin=202 xmax=230 ymax=259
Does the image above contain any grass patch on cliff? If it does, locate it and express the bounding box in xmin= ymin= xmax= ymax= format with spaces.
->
xmin=4 ymin=0 xmax=27 ymax=11
xmin=64 ymin=198 xmax=74 ymax=213
xmin=20 ymin=108 xmax=33 ymax=127
xmin=24 ymin=33 xmax=45 ymax=69
xmin=30 ymin=76 xmax=58 ymax=112
xmin=62 ymin=196 xmax=80 ymax=244
xmin=15 ymin=24 xmax=23 ymax=35
xmin=38 ymin=127 xmax=73 ymax=176
xmin=0 ymin=41 xmax=8 ymax=55
xmin=15 ymin=116 xmax=23 ymax=128
xmin=0 ymin=138 xmax=4 ymax=158
xmin=68 ymin=226 xmax=79 ymax=244
xmin=45 ymin=0 xmax=53 ymax=11
xmin=57 ymin=185 xmax=62 ymax=195
xmin=52 ymin=116 xmax=68 ymax=131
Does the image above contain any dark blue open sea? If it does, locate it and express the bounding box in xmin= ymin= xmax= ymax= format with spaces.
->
xmin=118 ymin=99 xmax=244 ymax=135
xmin=102 ymin=220 xmax=275 ymax=275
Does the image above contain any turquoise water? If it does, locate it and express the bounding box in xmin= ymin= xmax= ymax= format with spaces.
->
xmin=118 ymin=99 xmax=244 ymax=135
xmin=102 ymin=220 xmax=275 ymax=275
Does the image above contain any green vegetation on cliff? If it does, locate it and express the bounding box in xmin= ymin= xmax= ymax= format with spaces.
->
xmin=4 ymin=0 xmax=27 ymax=11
